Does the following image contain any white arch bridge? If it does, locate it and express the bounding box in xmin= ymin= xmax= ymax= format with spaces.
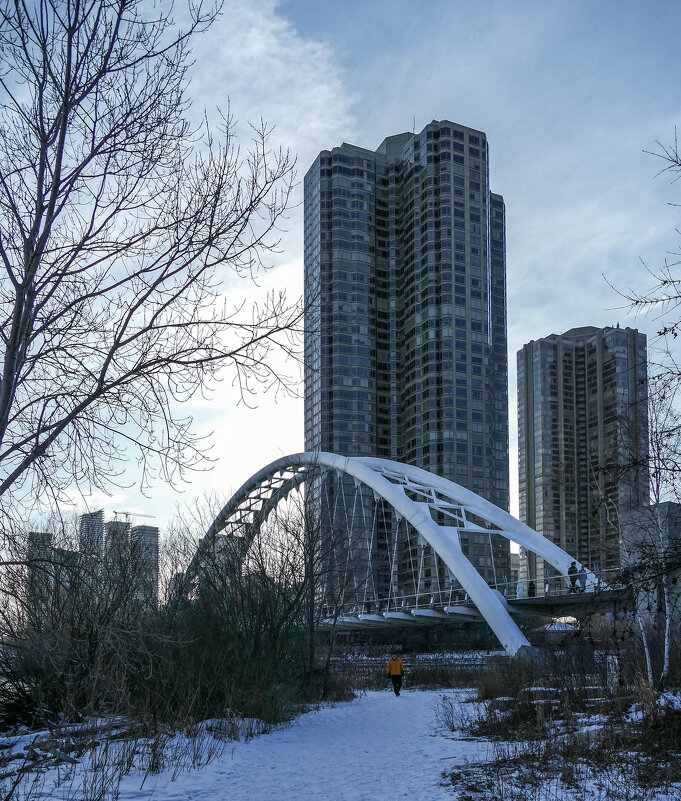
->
xmin=188 ymin=453 xmax=598 ymax=657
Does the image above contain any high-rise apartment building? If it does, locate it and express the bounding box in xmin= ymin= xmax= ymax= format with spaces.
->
xmin=79 ymin=509 xmax=104 ymax=557
xmin=25 ymin=514 xmax=160 ymax=620
xmin=517 ymin=325 xmax=648 ymax=583
xmin=104 ymin=518 xmax=131 ymax=554
xmin=131 ymin=524 xmax=159 ymax=608
xmin=27 ymin=530 xmax=53 ymax=614
xmin=304 ymin=119 xmax=509 ymax=584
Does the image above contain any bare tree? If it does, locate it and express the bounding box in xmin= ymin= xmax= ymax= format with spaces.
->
xmin=0 ymin=519 xmax=164 ymax=725
xmin=154 ymin=493 xmax=313 ymax=721
xmin=163 ymin=471 xmax=367 ymax=701
xmin=617 ymin=130 xmax=681 ymax=381
xmin=0 ymin=1 xmax=300 ymax=529
xmin=609 ymin=131 xmax=681 ymax=688
xmin=619 ymin=381 xmax=681 ymax=690
xmin=257 ymin=478 xmax=352 ymax=689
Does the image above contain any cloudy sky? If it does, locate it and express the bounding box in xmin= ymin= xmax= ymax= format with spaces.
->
xmin=94 ymin=0 xmax=681 ymax=528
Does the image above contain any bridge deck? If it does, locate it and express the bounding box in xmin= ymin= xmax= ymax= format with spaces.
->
xmin=508 ymin=587 xmax=632 ymax=617
xmin=321 ymin=587 xmax=632 ymax=631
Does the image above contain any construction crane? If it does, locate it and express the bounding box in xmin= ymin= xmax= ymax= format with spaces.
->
xmin=112 ymin=510 xmax=157 ymax=523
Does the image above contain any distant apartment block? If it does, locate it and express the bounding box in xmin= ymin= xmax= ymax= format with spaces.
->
xmin=131 ymin=524 xmax=160 ymax=607
xmin=104 ymin=518 xmax=159 ymax=608
xmin=518 ymin=325 xmax=648 ymax=584
xmin=26 ymin=512 xmax=160 ymax=616
xmin=79 ymin=509 xmax=104 ymax=557
xmin=26 ymin=530 xmax=54 ymax=613
xmin=105 ymin=518 xmax=131 ymax=555
xmin=26 ymin=530 xmax=90 ymax=620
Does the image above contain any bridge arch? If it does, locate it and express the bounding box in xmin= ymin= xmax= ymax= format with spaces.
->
xmin=195 ymin=452 xmax=595 ymax=657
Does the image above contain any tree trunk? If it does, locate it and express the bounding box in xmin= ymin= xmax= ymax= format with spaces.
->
xmin=635 ymin=607 xmax=654 ymax=687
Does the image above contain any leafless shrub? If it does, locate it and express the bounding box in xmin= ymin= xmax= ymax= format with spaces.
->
xmin=444 ymin=642 xmax=681 ymax=801
xmin=433 ymin=693 xmax=463 ymax=733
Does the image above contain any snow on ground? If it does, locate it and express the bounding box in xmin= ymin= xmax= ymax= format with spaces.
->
xmin=120 ymin=689 xmax=486 ymax=801
xmin=17 ymin=689 xmax=482 ymax=801
xmin=626 ymin=691 xmax=681 ymax=722
xmin=7 ymin=688 xmax=681 ymax=800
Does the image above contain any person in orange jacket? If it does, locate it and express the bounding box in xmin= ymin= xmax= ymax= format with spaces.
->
xmin=387 ymin=652 xmax=404 ymax=696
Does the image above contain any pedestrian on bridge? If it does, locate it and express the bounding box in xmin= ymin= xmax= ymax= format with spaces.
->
xmin=568 ymin=561 xmax=578 ymax=593
xmin=578 ymin=565 xmax=587 ymax=592
xmin=388 ymin=652 xmax=404 ymax=696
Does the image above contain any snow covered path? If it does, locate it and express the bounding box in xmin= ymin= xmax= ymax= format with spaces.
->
xmin=120 ymin=690 xmax=489 ymax=801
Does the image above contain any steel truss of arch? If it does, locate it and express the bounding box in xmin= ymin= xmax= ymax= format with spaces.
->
xmin=195 ymin=452 xmax=596 ymax=657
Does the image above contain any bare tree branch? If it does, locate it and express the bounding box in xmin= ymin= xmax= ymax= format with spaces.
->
xmin=0 ymin=1 xmax=301 ymax=526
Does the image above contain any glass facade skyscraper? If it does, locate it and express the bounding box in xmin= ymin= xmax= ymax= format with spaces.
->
xmin=304 ymin=119 xmax=509 ymax=583
xmin=517 ymin=325 xmax=648 ymax=583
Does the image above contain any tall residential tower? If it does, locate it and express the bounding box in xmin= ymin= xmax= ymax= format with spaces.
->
xmin=304 ymin=119 xmax=509 ymax=583
xmin=517 ymin=325 xmax=648 ymax=583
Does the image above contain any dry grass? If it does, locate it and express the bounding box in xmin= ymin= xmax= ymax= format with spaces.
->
xmin=439 ymin=646 xmax=681 ymax=801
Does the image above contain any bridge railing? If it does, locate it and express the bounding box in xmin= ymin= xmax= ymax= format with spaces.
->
xmin=497 ymin=567 xmax=623 ymax=601
xmin=325 ymin=568 xmax=625 ymax=618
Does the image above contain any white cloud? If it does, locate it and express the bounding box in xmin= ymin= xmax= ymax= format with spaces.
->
xmin=92 ymin=0 xmax=355 ymax=532
xmin=52 ymin=0 xmax=681 ymax=533
xmin=189 ymin=0 xmax=356 ymax=167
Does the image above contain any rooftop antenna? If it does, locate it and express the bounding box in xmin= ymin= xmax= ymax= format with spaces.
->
xmin=412 ymin=115 xmax=416 ymax=134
